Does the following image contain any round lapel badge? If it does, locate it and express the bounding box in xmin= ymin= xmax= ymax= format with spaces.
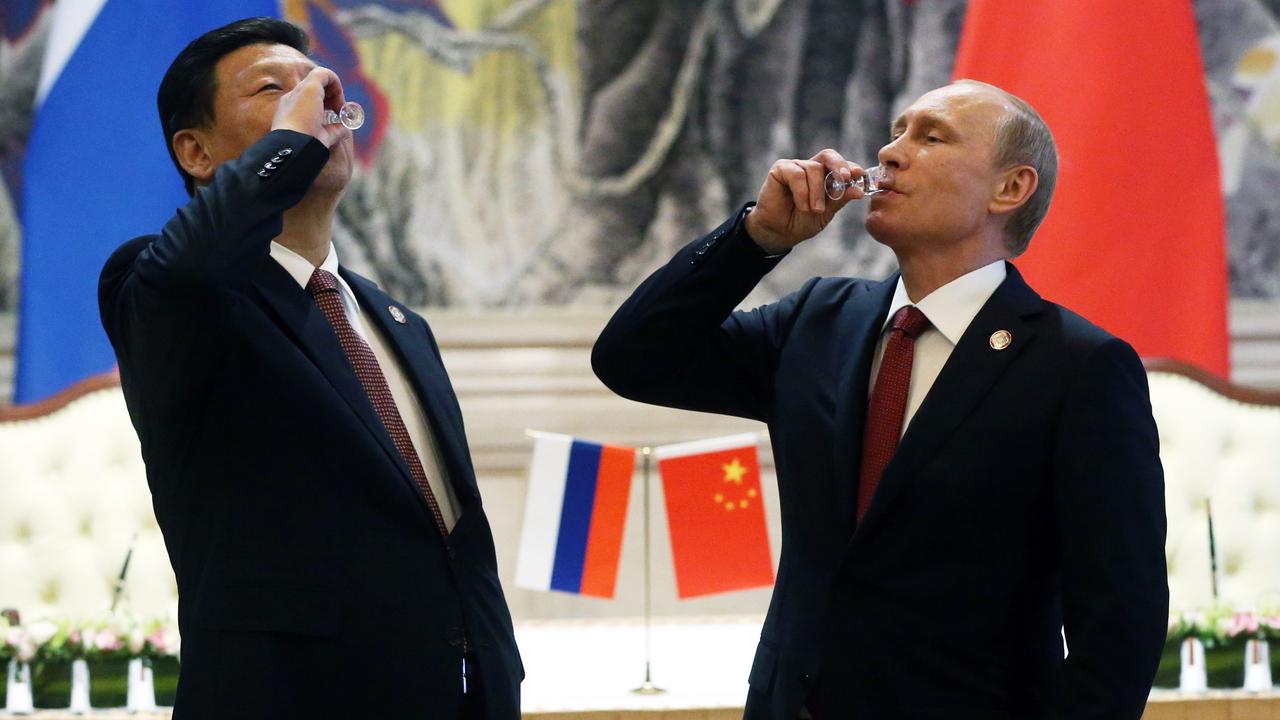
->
xmin=989 ymin=330 xmax=1012 ymax=350
xmin=389 ymin=305 xmax=407 ymax=324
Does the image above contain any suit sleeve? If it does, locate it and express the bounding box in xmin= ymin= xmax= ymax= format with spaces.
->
xmin=118 ymin=129 xmax=329 ymax=296
xmin=98 ymin=130 xmax=328 ymax=393
xmin=1050 ymin=338 xmax=1169 ymax=719
xmin=591 ymin=204 xmax=816 ymax=423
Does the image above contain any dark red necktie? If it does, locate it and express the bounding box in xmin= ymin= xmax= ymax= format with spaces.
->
xmin=307 ymin=268 xmax=449 ymax=536
xmin=856 ymin=305 xmax=930 ymax=522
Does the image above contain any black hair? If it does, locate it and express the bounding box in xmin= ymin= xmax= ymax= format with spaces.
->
xmin=157 ymin=17 xmax=310 ymax=195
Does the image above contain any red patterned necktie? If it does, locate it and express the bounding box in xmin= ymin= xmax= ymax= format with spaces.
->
xmin=307 ymin=268 xmax=449 ymax=536
xmin=856 ymin=305 xmax=930 ymax=523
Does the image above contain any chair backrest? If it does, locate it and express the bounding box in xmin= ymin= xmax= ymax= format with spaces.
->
xmin=1146 ymin=359 xmax=1280 ymax=612
xmin=0 ymin=372 xmax=176 ymax=621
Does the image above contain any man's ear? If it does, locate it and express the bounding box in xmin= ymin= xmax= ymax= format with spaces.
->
xmin=989 ymin=165 xmax=1038 ymax=217
xmin=172 ymin=129 xmax=215 ymax=185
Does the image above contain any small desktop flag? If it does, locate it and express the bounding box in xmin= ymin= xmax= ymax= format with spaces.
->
xmin=515 ymin=433 xmax=636 ymax=598
xmin=655 ymin=433 xmax=774 ymax=599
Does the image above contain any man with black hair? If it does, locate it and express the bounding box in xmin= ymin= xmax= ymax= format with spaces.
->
xmin=99 ymin=17 xmax=521 ymax=719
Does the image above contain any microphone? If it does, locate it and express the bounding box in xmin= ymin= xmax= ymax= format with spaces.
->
xmin=110 ymin=532 xmax=139 ymax=614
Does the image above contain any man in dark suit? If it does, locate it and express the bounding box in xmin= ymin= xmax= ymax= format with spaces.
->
xmin=98 ymin=18 xmax=520 ymax=719
xmin=592 ymin=80 xmax=1168 ymax=719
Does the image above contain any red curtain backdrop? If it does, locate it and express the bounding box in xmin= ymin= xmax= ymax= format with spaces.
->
xmin=954 ymin=0 xmax=1229 ymax=377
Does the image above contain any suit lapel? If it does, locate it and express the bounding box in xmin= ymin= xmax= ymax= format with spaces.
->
xmin=251 ymin=259 xmax=413 ymax=485
xmin=341 ymin=269 xmax=482 ymax=510
xmin=852 ymin=263 xmax=1044 ymax=537
xmin=831 ymin=275 xmax=898 ymax=529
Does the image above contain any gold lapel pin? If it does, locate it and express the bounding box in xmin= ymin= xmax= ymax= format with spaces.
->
xmin=389 ymin=305 xmax=407 ymax=324
xmin=989 ymin=330 xmax=1012 ymax=350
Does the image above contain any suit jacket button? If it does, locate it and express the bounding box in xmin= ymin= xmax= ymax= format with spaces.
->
xmin=270 ymin=156 xmax=284 ymax=164
xmin=257 ymin=170 xmax=270 ymax=178
xmin=263 ymin=162 xmax=278 ymax=170
xmin=277 ymin=148 xmax=292 ymax=156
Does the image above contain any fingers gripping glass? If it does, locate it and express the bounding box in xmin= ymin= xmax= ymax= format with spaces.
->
xmin=323 ymin=101 xmax=366 ymax=130
xmin=824 ymin=165 xmax=889 ymax=200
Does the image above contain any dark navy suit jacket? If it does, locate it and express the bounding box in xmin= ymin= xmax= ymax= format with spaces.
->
xmin=99 ymin=130 xmax=521 ymax=719
xmin=592 ymin=206 xmax=1168 ymax=720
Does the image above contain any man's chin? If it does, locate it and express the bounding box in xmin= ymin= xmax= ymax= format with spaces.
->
xmin=865 ymin=214 xmax=901 ymax=247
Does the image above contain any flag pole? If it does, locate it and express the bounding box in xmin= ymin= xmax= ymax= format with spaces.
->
xmin=631 ymin=445 xmax=665 ymax=695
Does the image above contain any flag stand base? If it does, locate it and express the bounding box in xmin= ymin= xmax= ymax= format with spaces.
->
xmin=630 ymin=680 xmax=667 ymax=696
xmin=630 ymin=660 xmax=666 ymax=695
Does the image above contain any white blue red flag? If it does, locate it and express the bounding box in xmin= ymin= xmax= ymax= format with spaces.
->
xmin=515 ymin=432 xmax=635 ymax=598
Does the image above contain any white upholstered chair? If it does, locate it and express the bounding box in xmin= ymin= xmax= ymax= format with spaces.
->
xmin=1146 ymin=359 xmax=1280 ymax=613
xmin=0 ymin=373 xmax=176 ymax=622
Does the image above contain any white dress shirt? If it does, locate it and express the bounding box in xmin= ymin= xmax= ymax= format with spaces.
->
xmin=269 ymin=241 xmax=459 ymax=529
xmin=868 ymin=260 xmax=1007 ymax=436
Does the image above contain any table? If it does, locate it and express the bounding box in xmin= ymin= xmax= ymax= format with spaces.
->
xmin=3 ymin=618 xmax=1276 ymax=718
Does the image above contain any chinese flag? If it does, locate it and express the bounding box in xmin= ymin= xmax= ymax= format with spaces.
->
xmin=953 ymin=1 xmax=1229 ymax=377
xmin=656 ymin=434 xmax=775 ymax=599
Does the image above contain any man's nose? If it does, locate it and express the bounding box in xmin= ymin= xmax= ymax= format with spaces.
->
xmin=878 ymin=137 xmax=906 ymax=170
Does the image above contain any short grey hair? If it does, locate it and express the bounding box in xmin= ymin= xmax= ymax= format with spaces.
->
xmin=954 ymin=79 xmax=1058 ymax=257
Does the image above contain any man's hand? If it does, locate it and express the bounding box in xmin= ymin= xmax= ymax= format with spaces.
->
xmin=744 ymin=149 xmax=865 ymax=254
xmin=271 ymin=67 xmax=351 ymax=149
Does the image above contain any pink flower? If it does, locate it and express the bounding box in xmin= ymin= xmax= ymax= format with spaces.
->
xmin=3 ymin=626 xmax=22 ymax=647
xmin=16 ymin=636 xmax=36 ymax=663
xmin=94 ymin=629 xmax=122 ymax=652
xmin=1226 ymin=611 xmax=1261 ymax=637
xmin=146 ymin=627 xmax=178 ymax=656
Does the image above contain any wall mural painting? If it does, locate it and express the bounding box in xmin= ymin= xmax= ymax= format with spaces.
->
xmin=0 ymin=0 xmax=1279 ymax=327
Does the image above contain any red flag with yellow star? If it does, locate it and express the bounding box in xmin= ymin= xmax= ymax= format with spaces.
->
xmin=952 ymin=0 xmax=1228 ymax=377
xmin=655 ymin=434 xmax=774 ymax=598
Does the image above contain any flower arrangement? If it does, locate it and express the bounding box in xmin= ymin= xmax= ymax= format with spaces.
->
xmin=2 ymin=616 xmax=180 ymax=666
xmin=1219 ymin=610 xmax=1280 ymax=642
xmin=1 ymin=615 xmax=39 ymax=665
xmin=1 ymin=614 xmax=181 ymax=709
xmin=1167 ymin=606 xmax=1280 ymax=647
xmin=124 ymin=620 xmax=181 ymax=668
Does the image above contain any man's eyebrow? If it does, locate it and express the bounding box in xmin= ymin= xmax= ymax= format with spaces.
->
xmin=243 ymin=58 xmax=317 ymax=78
xmin=890 ymin=111 xmax=958 ymax=136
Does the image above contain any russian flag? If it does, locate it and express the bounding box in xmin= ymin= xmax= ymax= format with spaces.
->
xmin=15 ymin=0 xmax=277 ymax=403
xmin=516 ymin=433 xmax=636 ymax=598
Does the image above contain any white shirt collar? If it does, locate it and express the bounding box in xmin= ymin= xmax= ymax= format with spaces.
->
xmin=269 ymin=241 xmax=342 ymax=289
xmin=882 ymin=260 xmax=1008 ymax=345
